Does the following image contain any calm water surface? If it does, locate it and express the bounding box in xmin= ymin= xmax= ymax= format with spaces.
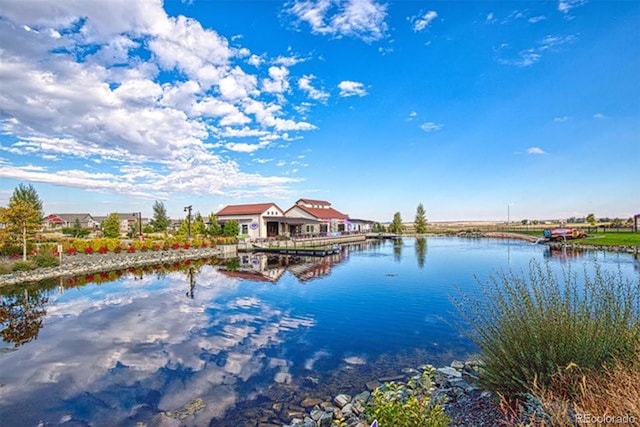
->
xmin=1 ymin=238 xmax=638 ymax=426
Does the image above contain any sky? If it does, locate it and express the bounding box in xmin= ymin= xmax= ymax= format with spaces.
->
xmin=0 ymin=0 xmax=638 ymax=222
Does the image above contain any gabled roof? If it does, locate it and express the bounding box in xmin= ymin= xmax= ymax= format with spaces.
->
xmin=46 ymin=213 xmax=93 ymax=222
xmin=297 ymin=198 xmax=331 ymax=206
xmin=217 ymin=203 xmax=282 ymax=216
xmin=93 ymin=213 xmax=137 ymax=222
xmin=288 ymin=204 xmax=349 ymax=220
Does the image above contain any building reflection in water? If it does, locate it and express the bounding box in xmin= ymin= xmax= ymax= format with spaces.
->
xmin=218 ymin=241 xmax=379 ymax=283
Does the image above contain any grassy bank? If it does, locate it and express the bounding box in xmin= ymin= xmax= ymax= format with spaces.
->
xmin=497 ymin=230 xmax=640 ymax=247
xmin=458 ymin=261 xmax=640 ymax=423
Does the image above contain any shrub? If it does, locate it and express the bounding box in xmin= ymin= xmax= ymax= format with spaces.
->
xmin=459 ymin=261 xmax=640 ymax=398
xmin=366 ymin=370 xmax=449 ymax=427
xmin=113 ymin=246 xmax=122 ymax=253
xmin=33 ymin=251 xmax=60 ymax=268
xmin=12 ymin=260 xmax=35 ymax=272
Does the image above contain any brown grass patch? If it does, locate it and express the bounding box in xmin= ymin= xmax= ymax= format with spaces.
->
xmin=499 ymin=349 xmax=640 ymax=426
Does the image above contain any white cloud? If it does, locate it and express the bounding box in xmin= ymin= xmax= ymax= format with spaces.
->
xmin=527 ymin=147 xmax=546 ymax=155
xmin=0 ymin=1 xmax=316 ymax=200
xmin=247 ymin=54 xmax=263 ymax=67
xmin=408 ymin=111 xmax=418 ymax=120
xmin=224 ymin=142 xmax=267 ymax=153
xmin=411 ymin=10 xmax=438 ymax=32
xmin=420 ymin=122 xmax=443 ymax=132
xmin=498 ymin=34 xmax=576 ymax=67
xmin=298 ymin=75 xmax=330 ymax=102
xmin=272 ymin=55 xmax=306 ymax=67
xmin=262 ymin=66 xmax=290 ymax=94
xmin=528 ymin=15 xmax=547 ymax=23
xmin=558 ymin=0 xmax=587 ymax=14
xmin=486 ymin=12 xmax=495 ymax=23
xmin=553 ymin=116 xmax=569 ymax=122
xmin=593 ymin=112 xmax=606 ymax=119
xmin=338 ymin=80 xmax=367 ymax=97
xmin=287 ymin=0 xmax=388 ymax=42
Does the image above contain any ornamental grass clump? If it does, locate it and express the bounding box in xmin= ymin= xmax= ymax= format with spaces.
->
xmin=460 ymin=260 xmax=640 ymax=398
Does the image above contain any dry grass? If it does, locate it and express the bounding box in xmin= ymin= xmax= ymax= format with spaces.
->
xmin=498 ymin=348 xmax=640 ymax=426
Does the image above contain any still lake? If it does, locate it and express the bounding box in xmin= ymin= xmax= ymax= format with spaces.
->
xmin=1 ymin=237 xmax=638 ymax=426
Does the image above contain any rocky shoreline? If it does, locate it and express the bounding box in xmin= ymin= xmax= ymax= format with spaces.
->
xmin=0 ymin=246 xmax=234 ymax=286
xmin=267 ymin=360 xmax=502 ymax=427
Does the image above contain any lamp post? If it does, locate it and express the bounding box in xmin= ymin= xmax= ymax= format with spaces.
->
xmin=183 ymin=205 xmax=192 ymax=241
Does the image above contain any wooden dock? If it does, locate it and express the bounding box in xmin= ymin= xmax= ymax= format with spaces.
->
xmin=252 ymin=246 xmax=340 ymax=257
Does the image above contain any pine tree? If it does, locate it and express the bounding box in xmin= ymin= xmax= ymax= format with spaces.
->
xmin=389 ymin=212 xmax=404 ymax=234
xmin=192 ymin=212 xmax=206 ymax=236
xmin=207 ymin=213 xmax=222 ymax=236
xmin=414 ymin=203 xmax=428 ymax=234
xmin=149 ymin=201 xmax=170 ymax=232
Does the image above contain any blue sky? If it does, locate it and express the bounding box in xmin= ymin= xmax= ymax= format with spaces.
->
xmin=0 ymin=0 xmax=638 ymax=222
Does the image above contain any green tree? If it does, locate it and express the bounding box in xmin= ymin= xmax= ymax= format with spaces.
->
xmin=373 ymin=222 xmax=387 ymax=233
xmin=176 ymin=219 xmax=189 ymax=237
xmin=223 ymin=220 xmax=239 ymax=237
xmin=389 ymin=212 xmax=404 ymax=235
xmin=586 ymin=213 xmax=596 ymax=227
xmin=0 ymin=184 xmax=44 ymax=260
xmin=611 ymin=218 xmax=623 ymax=229
xmin=63 ymin=218 xmax=90 ymax=238
xmin=192 ymin=212 xmax=206 ymax=236
xmin=0 ymin=198 xmax=42 ymax=261
xmin=102 ymin=213 xmax=121 ymax=238
xmin=414 ymin=203 xmax=428 ymax=234
xmin=12 ymin=184 xmax=44 ymax=219
xmin=149 ymin=201 xmax=170 ymax=232
xmin=207 ymin=213 xmax=222 ymax=236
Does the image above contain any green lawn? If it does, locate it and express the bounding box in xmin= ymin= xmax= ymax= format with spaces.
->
xmin=502 ymin=230 xmax=640 ymax=247
xmin=570 ymin=233 xmax=640 ymax=247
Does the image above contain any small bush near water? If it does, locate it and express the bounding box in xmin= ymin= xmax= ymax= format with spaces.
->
xmin=459 ymin=261 xmax=640 ymax=399
xmin=366 ymin=369 xmax=449 ymax=427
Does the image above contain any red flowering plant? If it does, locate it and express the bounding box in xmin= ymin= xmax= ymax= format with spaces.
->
xmin=183 ymin=242 xmax=190 ymax=249
xmin=98 ymin=246 xmax=108 ymax=254
xmin=171 ymin=242 xmax=181 ymax=250
xmin=113 ymin=246 xmax=122 ymax=253
xmin=127 ymin=246 xmax=136 ymax=253
xmin=84 ymin=247 xmax=94 ymax=254
xmin=65 ymin=247 xmax=78 ymax=255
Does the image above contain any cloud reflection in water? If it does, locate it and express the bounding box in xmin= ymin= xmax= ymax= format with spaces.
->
xmin=0 ymin=266 xmax=316 ymax=426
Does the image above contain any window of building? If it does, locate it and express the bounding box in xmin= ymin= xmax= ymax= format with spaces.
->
xmin=241 ymin=224 xmax=248 ymax=234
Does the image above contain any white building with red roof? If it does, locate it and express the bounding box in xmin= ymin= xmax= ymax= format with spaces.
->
xmin=285 ymin=199 xmax=350 ymax=235
xmin=216 ymin=203 xmax=287 ymax=239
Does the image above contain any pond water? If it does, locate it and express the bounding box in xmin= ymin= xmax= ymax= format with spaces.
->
xmin=0 ymin=238 xmax=638 ymax=426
